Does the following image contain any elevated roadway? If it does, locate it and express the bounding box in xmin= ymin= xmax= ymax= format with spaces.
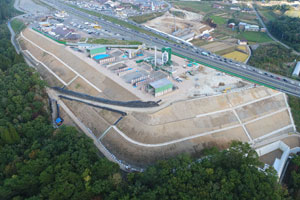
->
xmin=41 ymin=0 xmax=300 ymax=97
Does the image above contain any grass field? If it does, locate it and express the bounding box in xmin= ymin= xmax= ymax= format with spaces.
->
xmin=285 ymin=10 xmax=300 ymax=18
xmin=260 ymin=10 xmax=277 ymax=21
xmin=170 ymin=10 xmax=186 ymax=18
xmin=129 ymin=12 xmax=164 ymax=24
xmin=190 ymin=39 xmax=209 ymax=47
xmin=209 ymin=15 xmax=227 ymax=25
xmin=236 ymin=45 xmax=247 ymax=52
xmin=173 ymin=1 xmax=214 ymax=13
xmin=223 ymin=51 xmax=248 ymax=62
xmin=11 ymin=18 xmax=26 ymax=34
xmin=237 ymin=32 xmax=272 ymax=43
xmin=214 ymin=46 xmax=236 ymax=55
xmin=87 ymin=38 xmax=142 ymax=45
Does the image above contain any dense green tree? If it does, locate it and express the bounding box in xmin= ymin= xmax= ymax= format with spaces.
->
xmin=120 ymin=142 xmax=289 ymax=200
xmin=268 ymin=16 xmax=300 ymax=51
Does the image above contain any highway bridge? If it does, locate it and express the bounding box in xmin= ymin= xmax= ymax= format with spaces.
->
xmin=42 ymin=0 xmax=300 ymax=97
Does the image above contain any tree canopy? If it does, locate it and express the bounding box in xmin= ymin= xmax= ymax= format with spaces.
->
xmin=268 ymin=16 xmax=300 ymax=51
xmin=121 ymin=142 xmax=289 ymax=200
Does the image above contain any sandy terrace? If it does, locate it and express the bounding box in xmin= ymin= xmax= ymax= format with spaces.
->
xmin=62 ymin=99 xmax=111 ymax=138
xmin=117 ymin=111 xmax=240 ymax=144
xmin=282 ymin=136 xmax=300 ymax=148
xmin=143 ymin=10 xmax=206 ymax=34
xmin=133 ymin=87 xmax=279 ymax=126
xmin=115 ymin=88 xmax=291 ymax=144
xmin=235 ymin=93 xmax=287 ymax=122
xmin=245 ymin=110 xmax=292 ymax=139
xmin=21 ymin=28 xmax=138 ymax=101
xmin=67 ymin=77 xmax=100 ymax=97
xmin=102 ymin=125 xmax=249 ymax=166
xmin=20 ymin=39 xmax=77 ymax=83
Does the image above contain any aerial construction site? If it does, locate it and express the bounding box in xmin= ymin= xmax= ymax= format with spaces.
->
xmin=19 ymin=27 xmax=300 ymax=173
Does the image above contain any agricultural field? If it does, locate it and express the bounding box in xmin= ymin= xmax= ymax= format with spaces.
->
xmin=236 ymin=45 xmax=247 ymax=52
xmin=237 ymin=32 xmax=272 ymax=43
xmin=201 ymin=41 xmax=236 ymax=53
xmin=260 ymin=9 xmax=278 ymax=21
xmin=285 ymin=9 xmax=300 ymax=18
xmin=173 ymin=1 xmax=214 ymax=14
xmin=209 ymin=15 xmax=227 ymax=25
xmin=223 ymin=51 xmax=249 ymax=62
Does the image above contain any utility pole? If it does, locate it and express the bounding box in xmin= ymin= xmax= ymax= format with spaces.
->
xmin=173 ymin=14 xmax=176 ymax=32
xmin=154 ymin=46 xmax=157 ymax=67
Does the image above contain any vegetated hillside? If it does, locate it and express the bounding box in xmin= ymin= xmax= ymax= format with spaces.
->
xmin=123 ymin=142 xmax=289 ymax=199
xmin=0 ymin=2 xmax=120 ymax=200
xmin=248 ymin=44 xmax=300 ymax=77
xmin=283 ymin=154 xmax=300 ymax=199
xmin=258 ymin=5 xmax=300 ymax=51
xmin=268 ymin=16 xmax=300 ymax=51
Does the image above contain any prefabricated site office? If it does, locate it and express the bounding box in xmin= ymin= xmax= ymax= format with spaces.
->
xmin=87 ymin=46 xmax=106 ymax=57
xmin=148 ymin=78 xmax=173 ymax=97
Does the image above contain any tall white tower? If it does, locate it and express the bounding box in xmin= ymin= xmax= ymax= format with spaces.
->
xmin=151 ymin=2 xmax=155 ymax=11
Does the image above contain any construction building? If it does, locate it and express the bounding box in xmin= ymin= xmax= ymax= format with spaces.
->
xmin=93 ymin=54 xmax=115 ymax=64
xmin=87 ymin=46 xmax=106 ymax=57
xmin=161 ymin=47 xmax=172 ymax=65
xmin=148 ymin=78 xmax=173 ymax=97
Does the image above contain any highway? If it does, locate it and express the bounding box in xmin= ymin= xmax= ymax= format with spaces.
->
xmin=42 ymin=0 xmax=300 ymax=97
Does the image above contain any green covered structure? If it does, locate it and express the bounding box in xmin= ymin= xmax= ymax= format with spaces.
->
xmin=162 ymin=47 xmax=172 ymax=65
xmin=87 ymin=46 xmax=106 ymax=57
xmin=149 ymin=78 xmax=173 ymax=97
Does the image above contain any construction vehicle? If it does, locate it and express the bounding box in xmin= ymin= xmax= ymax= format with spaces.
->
xmin=55 ymin=101 xmax=64 ymax=126
xmin=222 ymin=87 xmax=231 ymax=93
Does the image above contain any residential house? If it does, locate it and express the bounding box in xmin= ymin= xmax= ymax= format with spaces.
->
xmin=213 ymin=4 xmax=224 ymax=9
xmin=238 ymin=39 xmax=248 ymax=45
xmin=238 ymin=22 xmax=247 ymax=31
xmin=245 ymin=24 xmax=259 ymax=32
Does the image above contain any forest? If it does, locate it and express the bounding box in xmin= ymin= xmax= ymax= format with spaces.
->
xmin=268 ymin=16 xmax=300 ymax=51
xmin=0 ymin=0 xmax=298 ymax=199
xmin=248 ymin=44 xmax=300 ymax=77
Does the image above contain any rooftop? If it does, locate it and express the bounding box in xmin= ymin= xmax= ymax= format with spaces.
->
xmin=292 ymin=61 xmax=300 ymax=76
xmin=149 ymin=78 xmax=172 ymax=89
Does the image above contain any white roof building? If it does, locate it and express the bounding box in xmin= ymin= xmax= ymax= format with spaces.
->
xmin=292 ymin=61 xmax=300 ymax=76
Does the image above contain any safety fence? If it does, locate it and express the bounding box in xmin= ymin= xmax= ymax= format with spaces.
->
xmin=32 ymin=28 xmax=67 ymax=45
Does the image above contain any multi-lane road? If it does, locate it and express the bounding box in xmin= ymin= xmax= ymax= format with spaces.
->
xmin=41 ymin=0 xmax=300 ymax=97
